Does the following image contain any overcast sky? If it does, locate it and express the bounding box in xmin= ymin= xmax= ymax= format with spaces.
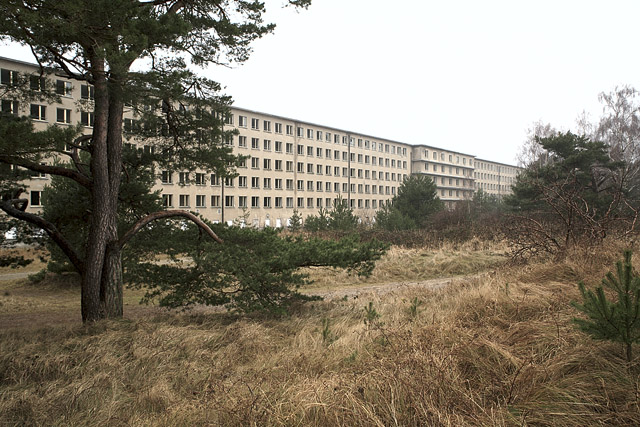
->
xmin=3 ymin=0 xmax=639 ymax=165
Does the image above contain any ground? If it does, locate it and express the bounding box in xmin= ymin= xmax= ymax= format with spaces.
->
xmin=2 ymin=239 xmax=639 ymax=426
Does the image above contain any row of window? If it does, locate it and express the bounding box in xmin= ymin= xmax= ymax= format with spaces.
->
xmin=476 ymin=162 xmax=518 ymax=175
xmin=439 ymin=189 xmax=473 ymax=199
xmin=162 ymin=168 xmax=408 ymax=186
xmin=233 ymin=114 xmax=407 ymax=156
xmin=1 ymin=68 xmax=95 ymax=100
xmin=474 ymin=172 xmax=515 ymax=183
xmin=1 ymin=100 xmax=95 ymax=126
xmin=238 ymin=137 xmax=408 ymax=168
xmin=423 ymin=162 xmax=473 ymax=176
xmin=163 ymin=194 xmax=388 ymax=210
xmin=422 ymin=149 xmax=472 ymax=166
xmin=476 ymin=182 xmax=512 ymax=192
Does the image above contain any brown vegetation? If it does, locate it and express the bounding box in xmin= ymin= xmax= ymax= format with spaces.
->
xmin=2 ymin=241 xmax=640 ymax=425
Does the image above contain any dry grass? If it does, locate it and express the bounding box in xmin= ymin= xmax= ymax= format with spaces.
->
xmin=304 ymin=237 xmax=508 ymax=291
xmin=2 ymin=240 xmax=640 ymax=425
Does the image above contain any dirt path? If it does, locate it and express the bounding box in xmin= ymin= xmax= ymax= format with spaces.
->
xmin=0 ymin=271 xmax=31 ymax=281
xmin=0 ymin=272 xmax=464 ymax=331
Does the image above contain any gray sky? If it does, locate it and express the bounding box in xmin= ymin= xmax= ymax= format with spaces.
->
xmin=3 ymin=0 xmax=639 ymax=165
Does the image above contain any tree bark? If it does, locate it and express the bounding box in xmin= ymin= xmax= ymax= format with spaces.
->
xmin=81 ymin=53 xmax=111 ymax=323
xmin=100 ymin=241 xmax=123 ymax=318
xmin=97 ymin=71 xmax=125 ymax=319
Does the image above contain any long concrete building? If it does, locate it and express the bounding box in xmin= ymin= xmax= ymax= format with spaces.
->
xmin=1 ymin=56 xmax=520 ymax=227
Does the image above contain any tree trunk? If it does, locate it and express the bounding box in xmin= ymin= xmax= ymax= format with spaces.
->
xmin=81 ymin=55 xmax=111 ymax=323
xmin=98 ymin=72 xmax=125 ymax=319
xmin=100 ymin=241 xmax=123 ymax=318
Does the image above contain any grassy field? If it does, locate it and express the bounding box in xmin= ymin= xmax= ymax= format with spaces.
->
xmin=2 ymin=240 xmax=640 ymax=425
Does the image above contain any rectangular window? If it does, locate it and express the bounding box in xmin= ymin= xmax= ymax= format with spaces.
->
xmin=1 ymin=100 xmax=18 ymax=115
xmin=275 ymin=178 xmax=283 ymax=189
xmin=286 ymin=197 xmax=294 ymax=208
xmin=56 ymin=80 xmax=72 ymax=96
xmin=238 ymin=115 xmax=247 ymax=127
xmin=286 ymin=125 xmax=293 ymax=135
xmin=162 ymin=194 xmax=173 ymax=207
xmin=209 ymin=195 xmax=220 ymax=207
xmin=263 ymin=120 xmax=271 ymax=132
xmin=161 ymin=171 xmax=173 ymax=184
xmin=251 ymin=118 xmax=259 ymax=130
xmin=238 ymin=196 xmax=247 ymax=208
xmin=30 ymin=75 xmax=45 ymax=91
xmin=238 ymin=176 xmax=247 ymax=188
xmin=263 ymin=139 xmax=271 ymax=151
xmin=275 ymin=197 xmax=283 ymax=208
xmin=275 ymin=159 xmax=282 ymax=171
xmin=286 ymin=161 xmax=293 ymax=172
xmin=251 ymin=196 xmax=259 ymax=208
xmin=251 ymin=157 xmax=259 ymax=169
xmin=251 ymin=138 xmax=259 ymax=149
xmin=251 ymin=177 xmax=260 ymax=188
xmin=238 ymin=136 xmax=247 ymax=147
xmin=307 ymin=146 xmax=313 ymax=156
xmin=30 ymin=190 xmax=41 ymax=207
xmin=196 ymin=195 xmax=206 ymax=208
xmin=263 ymin=158 xmax=271 ymax=170
xmin=210 ymin=174 xmax=220 ymax=186
xmin=275 ymin=123 xmax=282 ymax=133
xmin=179 ymin=194 xmax=190 ymax=207
xmin=286 ymin=179 xmax=294 ymax=190
xmin=263 ymin=197 xmax=271 ymax=208
xmin=297 ymin=197 xmax=304 ymax=208
xmin=286 ymin=143 xmax=293 ymax=154
xmin=225 ymin=195 xmax=234 ymax=207
xmin=80 ymin=84 xmax=94 ymax=100
xmin=297 ymin=127 xmax=304 ymax=137
xmin=179 ymin=172 xmax=189 ymax=185
xmin=275 ymin=141 xmax=282 ymax=152
xmin=80 ymin=111 xmax=94 ymax=127
xmin=263 ymin=178 xmax=271 ymax=189
xmin=1 ymin=69 xmax=19 ymax=86
xmin=192 ymin=173 xmax=204 ymax=185
xmin=30 ymin=104 xmax=46 ymax=120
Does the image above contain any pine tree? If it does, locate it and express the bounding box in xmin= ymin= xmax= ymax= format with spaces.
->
xmin=573 ymin=250 xmax=640 ymax=362
xmin=0 ymin=0 xmax=310 ymax=322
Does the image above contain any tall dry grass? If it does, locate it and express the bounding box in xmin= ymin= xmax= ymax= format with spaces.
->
xmin=2 ymin=240 xmax=640 ymax=425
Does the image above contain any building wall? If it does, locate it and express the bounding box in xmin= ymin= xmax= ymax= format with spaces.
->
xmin=1 ymin=56 xmax=520 ymax=227
xmin=473 ymin=159 xmax=520 ymax=198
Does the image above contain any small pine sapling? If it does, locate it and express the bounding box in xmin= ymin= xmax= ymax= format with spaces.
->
xmin=572 ymin=250 xmax=640 ymax=363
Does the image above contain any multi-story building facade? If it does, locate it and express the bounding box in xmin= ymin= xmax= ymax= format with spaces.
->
xmin=1 ymin=56 xmax=520 ymax=227
xmin=473 ymin=159 xmax=520 ymax=198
